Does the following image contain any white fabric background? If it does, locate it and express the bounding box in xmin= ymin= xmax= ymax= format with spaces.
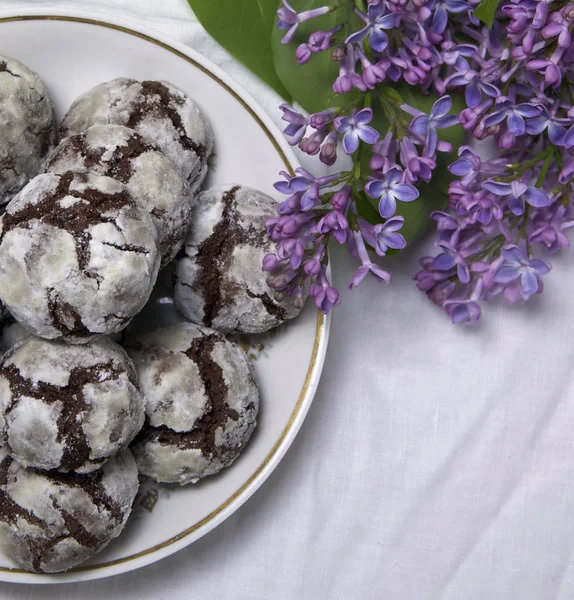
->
xmin=1 ymin=1 xmax=574 ymax=598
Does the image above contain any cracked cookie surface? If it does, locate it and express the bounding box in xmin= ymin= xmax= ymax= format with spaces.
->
xmin=173 ymin=184 xmax=303 ymax=334
xmin=0 ymin=171 xmax=160 ymax=341
xmin=44 ymin=124 xmax=194 ymax=267
xmin=0 ymin=56 xmax=58 ymax=204
xmin=0 ymin=447 xmax=138 ymax=573
xmin=60 ymin=78 xmax=213 ymax=191
xmin=0 ymin=336 xmax=144 ymax=473
xmin=125 ymin=322 xmax=259 ymax=485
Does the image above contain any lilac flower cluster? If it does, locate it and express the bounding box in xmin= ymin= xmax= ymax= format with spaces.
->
xmin=413 ymin=0 xmax=574 ymax=323
xmin=269 ymin=94 xmax=459 ymax=312
xmin=415 ymin=143 xmax=574 ymax=322
xmin=269 ymin=0 xmax=574 ymax=322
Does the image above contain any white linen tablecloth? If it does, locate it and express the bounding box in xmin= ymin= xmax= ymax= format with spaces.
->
xmin=2 ymin=1 xmax=574 ymax=598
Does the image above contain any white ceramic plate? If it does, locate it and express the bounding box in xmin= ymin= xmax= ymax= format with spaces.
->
xmin=0 ymin=9 xmax=330 ymax=584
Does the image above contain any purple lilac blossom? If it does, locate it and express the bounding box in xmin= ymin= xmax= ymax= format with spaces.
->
xmin=334 ymin=108 xmax=380 ymax=154
xmin=359 ymin=216 xmax=407 ymax=256
xmin=346 ymin=2 xmax=402 ymax=52
xmin=409 ymin=96 xmax=459 ymax=155
xmin=269 ymin=0 xmax=574 ymax=320
xmin=493 ymin=246 xmax=551 ymax=300
xmin=365 ymin=167 xmax=420 ymax=218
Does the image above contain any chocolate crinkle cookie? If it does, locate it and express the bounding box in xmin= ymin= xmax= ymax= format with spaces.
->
xmin=173 ymin=184 xmax=304 ymax=334
xmin=0 ymin=448 xmax=138 ymax=573
xmin=44 ymin=124 xmax=194 ymax=267
xmin=0 ymin=171 xmax=160 ymax=342
xmin=60 ymin=78 xmax=213 ymax=191
xmin=0 ymin=336 xmax=145 ymax=473
xmin=0 ymin=56 xmax=58 ymax=204
xmin=125 ymin=323 xmax=259 ymax=485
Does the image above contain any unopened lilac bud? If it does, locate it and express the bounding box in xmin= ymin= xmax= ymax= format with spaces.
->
xmin=309 ymin=30 xmax=331 ymax=52
xmin=418 ymin=47 xmax=432 ymax=62
xmin=460 ymin=109 xmax=478 ymax=130
xmin=279 ymin=195 xmax=300 ymax=215
xmin=332 ymin=186 xmax=352 ymax=212
xmin=268 ymin=274 xmax=289 ymax=291
xmin=517 ymin=36 xmax=534 ymax=58
xmin=304 ymin=258 xmax=322 ymax=276
xmin=309 ymin=282 xmax=322 ymax=298
xmin=299 ymin=137 xmax=312 ymax=154
xmin=428 ymin=30 xmax=442 ymax=45
xmin=533 ymin=1 xmax=549 ymax=27
xmin=300 ymin=129 xmax=327 ymax=155
xmin=414 ymin=269 xmax=435 ymax=291
xmin=370 ymin=153 xmax=385 ymax=171
xmin=320 ymin=132 xmax=338 ymax=166
xmin=263 ymin=253 xmax=280 ymax=271
xmin=293 ymin=295 xmax=306 ymax=310
xmin=333 ymin=74 xmax=353 ymax=93
xmin=281 ymin=216 xmax=299 ymax=236
xmin=564 ymin=3 xmax=574 ymax=19
xmin=404 ymin=68 xmax=420 ymax=85
xmin=310 ymin=109 xmax=336 ymax=129
xmin=290 ymin=285 xmax=306 ymax=309
xmin=332 ymin=46 xmax=345 ymax=61
xmin=498 ymin=131 xmax=515 ymax=149
xmin=284 ymin=239 xmax=305 ymax=270
xmin=296 ymin=43 xmax=312 ymax=64
xmin=363 ymin=65 xmax=384 ymax=88
xmin=418 ymin=6 xmax=432 ymax=20
xmin=508 ymin=16 xmax=528 ymax=34
xmin=545 ymin=63 xmax=561 ymax=86
xmin=511 ymin=46 xmax=527 ymax=61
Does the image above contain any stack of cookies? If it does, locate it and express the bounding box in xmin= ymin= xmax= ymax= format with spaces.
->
xmin=0 ymin=56 xmax=304 ymax=574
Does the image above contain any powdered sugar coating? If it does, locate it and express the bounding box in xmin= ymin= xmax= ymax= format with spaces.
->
xmin=60 ymin=78 xmax=213 ymax=191
xmin=44 ymin=124 xmax=194 ymax=266
xmin=0 ymin=171 xmax=160 ymax=342
xmin=0 ymin=336 xmax=144 ymax=473
xmin=0 ymin=448 xmax=138 ymax=573
xmin=0 ymin=57 xmax=58 ymax=204
xmin=174 ymin=184 xmax=303 ymax=334
xmin=125 ymin=322 xmax=259 ymax=485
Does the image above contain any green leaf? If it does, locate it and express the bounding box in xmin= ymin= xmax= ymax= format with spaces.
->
xmin=271 ymin=0 xmax=363 ymax=113
xmin=188 ymin=0 xmax=291 ymax=100
xmin=474 ymin=0 xmax=500 ymax=28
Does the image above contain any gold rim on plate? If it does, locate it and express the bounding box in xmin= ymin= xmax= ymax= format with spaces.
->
xmin=0 ymin=14 xmax=326 ymax=575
